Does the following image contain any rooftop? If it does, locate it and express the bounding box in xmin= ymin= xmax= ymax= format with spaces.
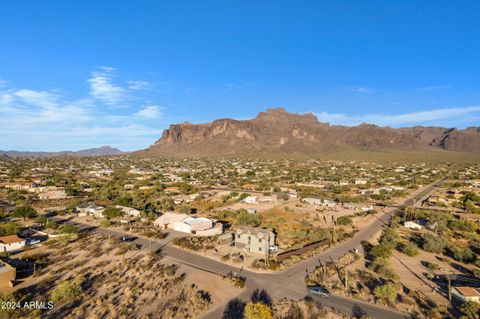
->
xmin=455 ymin=287 xmax=480 ymax=297
xmin=0 ymin=234 xmax=24 ymax=244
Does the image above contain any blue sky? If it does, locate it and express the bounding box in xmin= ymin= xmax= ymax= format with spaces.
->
xmin=1 ymin=1 xmax=479 ymax=151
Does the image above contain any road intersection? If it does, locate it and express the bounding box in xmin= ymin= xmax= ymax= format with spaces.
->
xmin=56 ymin=180 xmax=442 ymax=319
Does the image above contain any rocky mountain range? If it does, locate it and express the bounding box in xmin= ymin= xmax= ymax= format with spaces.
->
xmin=142 ymin=108 xmax=480 ymax=157
xmin=0 ymin=146 xmax=124 ymax=158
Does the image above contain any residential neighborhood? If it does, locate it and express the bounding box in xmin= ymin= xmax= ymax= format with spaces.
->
xmin=0 ymin=153 xmax=479 ymax=318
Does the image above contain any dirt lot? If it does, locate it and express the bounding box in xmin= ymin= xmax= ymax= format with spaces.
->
xmin=4 ymin=232 xmax=220 ymax=319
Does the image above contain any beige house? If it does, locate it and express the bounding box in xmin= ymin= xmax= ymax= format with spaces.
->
xmin=234 ymin=226 xmax=276 ymax=255
xmin=0 ymin=262 xmax=15 ymax=287
xmin=39 ymin=189 xmax=67 ymax=200
xmin=115 ymin=205 xmax=141 ymax=217
xmin=76 ymin=203 xmax=105 ymax=218
xmin=452 ymin=287 xmax=480 ymax=302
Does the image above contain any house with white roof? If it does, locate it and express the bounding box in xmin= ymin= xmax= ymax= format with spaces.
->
xmin=154 ymin=212 xmax=222 ymax=236
xmin=115 ymin=205 xmax=141 ymax=217
xmin=76 ymin=203 xmax=105 ymax=218
xmin=244 ymin=196 xmax=258 ymax=204
xmin=404 ymin=220 xmax=425 ymax=230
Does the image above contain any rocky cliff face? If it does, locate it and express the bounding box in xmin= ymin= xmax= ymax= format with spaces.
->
xmin=143 ymin=108 xmax=480 ymax=157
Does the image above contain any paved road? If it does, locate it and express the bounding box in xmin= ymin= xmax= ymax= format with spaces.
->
xmin=54 ymin=180 xmax=442 ymax=319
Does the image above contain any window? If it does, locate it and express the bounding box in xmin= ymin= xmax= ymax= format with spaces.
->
xmin=259 ymin=247 xmax=262 ymax=251
xmin=259 ymin=239 xmax=262 ymax=243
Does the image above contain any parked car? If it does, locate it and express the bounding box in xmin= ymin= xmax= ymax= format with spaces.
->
xmin=26 ymin=238 xmax=41 ymax=245
xmin=307 ymin=285 xmax=330 ymax=297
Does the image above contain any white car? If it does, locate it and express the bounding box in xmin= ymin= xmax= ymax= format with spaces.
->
xmin=307 ymin=285 xmax=330 ymax=297
xmin=26 ymin=238 xmax=41 ymax=245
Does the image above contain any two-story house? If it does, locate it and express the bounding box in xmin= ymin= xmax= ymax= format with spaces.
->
xmin=234 ymin=226 xmax=276 ymax=255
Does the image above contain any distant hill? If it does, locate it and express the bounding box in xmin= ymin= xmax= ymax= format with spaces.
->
xmin=141 ymin=108 xmax=480 ymax=158
xmin=0 ymin=146 xmax=124 ymax=158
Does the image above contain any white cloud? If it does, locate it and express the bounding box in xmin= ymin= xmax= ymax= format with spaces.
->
xmin=347 ymin=86 xmax=376 ymax=94
xmin=0 ymin=68 xmax=168 ymax=151
xmin=315 ymin=106 xmax=480 ymax=127
xmin=0 ymin=79 xmax=7 ymax=88
xmin=416 ymin=84 xmax=453 ymax=92
xmin=135 ymin=105 xmax=163 ymax=119
xmin=0 ymin=92 xmax=14 ymax=106
xmin=225 ymin=83 xmax=240 ymax=91
xmin=88 ymin=67 xmax=127 ymax=106
xmin=14 ymin=89 xmax=59 ymax=108
xmin=127 ymin=80 xmax=150 ymax=90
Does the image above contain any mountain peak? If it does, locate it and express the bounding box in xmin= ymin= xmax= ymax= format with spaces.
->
xmin=254 ymin=108 xmax=319 ymax=123
xmin=143 ymin=108 xmax=480 ymax=157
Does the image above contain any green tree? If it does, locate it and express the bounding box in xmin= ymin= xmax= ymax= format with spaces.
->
xmin=102 ymin=206 xmax=123 ymax=219
xmin=370 ymin=243 xmax=393 ymax=259
xmin=6 ymin=190 xmax=25 ymax=203
xmin=0 ymin=221 xmax=21 ymax=236
xmin=116 ymin=195 xmax=133 ymax=207
xmin=158 ymin=197 xmax=174 ymax=211
xmin=449 ymin=245 xmax=476 ymax=263
xmin=59 ymin=224 xmax=78 ymax=234
xmin=422 ymin=234 xmax=446 ymax=254
xmin=50 ymin=275 xmax=84 ymax=302
xmin=460 ymin=192 xmax=480 ymax=205
xmin=373 ymin=283 xmax=398 ymax=303
xmin=244 ymin=302 xmax=272 ymax=319
xmin=236 ymin=210 xmax=261 ymax=227
xmin=12 ymin=205 xmax=38 ymax=221
xmin=458 ymin=301 xmax=480 ymax=319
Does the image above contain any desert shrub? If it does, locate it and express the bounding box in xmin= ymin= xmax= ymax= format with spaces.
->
xmin=0 ymin=221 xmax=21 ymax=236
xmin=379 ymin=229 xmax=400 ymax=249
xmin=337 ymin=216 xmax=353 ymax=225
xmin=458 ymin=300 xmax=480 ymax=319
xmin=59 ymin=224 xmax=78 ymax=234
xmin=370 ymin=243 xmax=393 ymax=259
xmin=400 ymin=242 xmax=419 ymax=257
xmin=244 ymin=302 xmax=272 ymax=319
xmin=307 ymin=228 xmax=331 ymax=242
xmin=373 ymin=283 xmax=398 ymax=303
xmin=448 ymin=245 xmax=476 ymax=263
xmin=236 ymin=210 xmax=261 ymax=227
xmin=425 ymin=261 xmax=439 ymax=271
xmin=421 ymin=234 xmax=446 ymax=254
xmin=233 ymin=277 xmax=246 ymax=288
xmin=103 ymin=206 xmax=123 ymax=219
xmin=50 ymin=275 xmax=84 ymax=302
xmin=448 ymin=219 xmax=477 ymax=233
xmin=370 ymin=258 xmax=398 ymax=281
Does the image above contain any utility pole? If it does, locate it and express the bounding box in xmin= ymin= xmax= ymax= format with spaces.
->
xmin=344 ymin=269 xmax=348 ymax=289
xmin=448 ymin=273 xmax=452 ymax=302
